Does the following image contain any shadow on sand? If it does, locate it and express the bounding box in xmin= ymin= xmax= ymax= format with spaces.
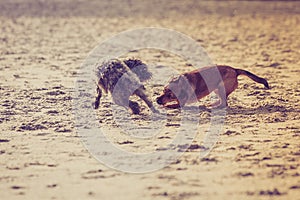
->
xmin=227 ymin=105 xmax=299 ymax=116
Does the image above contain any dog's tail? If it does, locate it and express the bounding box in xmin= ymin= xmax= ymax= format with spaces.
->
xmin=124 ymin=59 xmax=152 ymax=82
xmin=236 ymin=69 xmax=270 ymax=89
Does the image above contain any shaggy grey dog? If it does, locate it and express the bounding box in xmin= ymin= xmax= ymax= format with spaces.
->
xmin=94 ymin=58 xmax=157 ymax=114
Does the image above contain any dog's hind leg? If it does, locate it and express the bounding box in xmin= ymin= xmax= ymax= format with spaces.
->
xmin=94 ymin=86 xmax=102 ymax=109
xmin=134 ymin=87 xmax=158 ymax=113
xmin=213 ymin=78 xmax=238 ymax=108
xmin=212 ymin=86 xmax=227 ymax=108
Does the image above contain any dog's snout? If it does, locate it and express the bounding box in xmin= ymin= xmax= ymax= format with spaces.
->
xmin=156 ymin=96 xmax=163 ymax=105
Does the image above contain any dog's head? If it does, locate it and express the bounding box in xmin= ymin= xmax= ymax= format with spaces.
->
xmin=156 ymin=75 xmax=190 ymax=108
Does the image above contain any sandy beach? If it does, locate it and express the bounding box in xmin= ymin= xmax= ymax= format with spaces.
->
xmin=0 ymin=0 xmax=300 ymax=199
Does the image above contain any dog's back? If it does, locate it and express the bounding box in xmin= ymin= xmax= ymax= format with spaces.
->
xmin=124 ymin=59 xmax=152 ymax=82
xmin=96 ymin=59 xmax=151 ymax=93
xmin=96 ymin=59 xmax=129 ymax=93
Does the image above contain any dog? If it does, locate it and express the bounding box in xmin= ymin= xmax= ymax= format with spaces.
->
xmin=156 ymin=65 xmax=270 ymax=109
xmin=94 ymin=58 xmax=157 ymax=114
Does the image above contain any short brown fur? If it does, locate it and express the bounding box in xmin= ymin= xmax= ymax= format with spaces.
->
xmin=156 ymin=65 xmax=270 ymax=109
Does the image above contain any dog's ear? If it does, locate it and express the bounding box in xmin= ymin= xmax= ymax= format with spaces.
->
xmin=174 ymin=76 xmax=180 ymax=83
xmin=178 ymin=90 xmax=187 ymax=98
xmin=169 ymin=75 xmax=181 ymax=83
xmin=178 ymin=90 xmax=188 ymax=105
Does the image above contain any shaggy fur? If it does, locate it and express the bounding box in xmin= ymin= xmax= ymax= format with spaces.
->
xmin=94 ymin=58 xmax=156 ymax=114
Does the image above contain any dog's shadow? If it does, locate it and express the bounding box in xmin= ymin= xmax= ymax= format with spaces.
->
xmin=179 ymin=104 xmax=298 ymax=116
xmin=227 ymin=104 xmax=298 ymax=116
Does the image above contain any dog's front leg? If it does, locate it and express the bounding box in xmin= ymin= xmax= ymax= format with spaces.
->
xmin=212 ymin=86 xmax=227 ymax=109
xmin=134 ymin=87 xmax=159 ymax=113
xmin=129 ymin=100 xmax=140 ymax=114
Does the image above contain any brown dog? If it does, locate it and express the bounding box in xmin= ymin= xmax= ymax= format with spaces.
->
xmin=156 ymin=65 xmax=270 ymax=109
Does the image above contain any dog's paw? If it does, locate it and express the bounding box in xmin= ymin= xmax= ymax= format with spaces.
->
xmin=165 ymin=104 xmax=181 ymax=109
xmin=93 ymin=101 xmax=100 ymax=109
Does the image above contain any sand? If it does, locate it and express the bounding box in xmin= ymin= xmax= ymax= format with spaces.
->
xmin=0 ymin=0 xmax=300 ymax=199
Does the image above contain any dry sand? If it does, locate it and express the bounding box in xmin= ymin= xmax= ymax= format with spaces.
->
xmin=0 ymin=0 xmax=300 ymax=199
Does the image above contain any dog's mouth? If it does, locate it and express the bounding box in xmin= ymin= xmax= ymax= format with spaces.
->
xmin=162 ymin=100 xmax=179 ymax=107
xmin=157 ymin=95 xmax=180 ymax=108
